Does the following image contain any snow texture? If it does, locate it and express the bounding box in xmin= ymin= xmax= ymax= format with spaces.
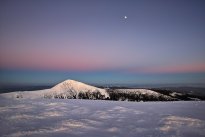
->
xmin=0 ymin=97 xmax=205 ymax=137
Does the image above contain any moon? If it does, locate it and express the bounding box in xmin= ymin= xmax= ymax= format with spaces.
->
xmin=124 ymin=16 xmax=127 ymax=19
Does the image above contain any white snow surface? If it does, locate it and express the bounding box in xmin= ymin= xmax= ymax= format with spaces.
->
xmin=0 ymin=97 xmax=205 ymax=137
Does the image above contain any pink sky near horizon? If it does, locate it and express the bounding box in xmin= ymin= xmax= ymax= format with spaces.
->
xmin=1 ymin=45 xmax=205 ymax=73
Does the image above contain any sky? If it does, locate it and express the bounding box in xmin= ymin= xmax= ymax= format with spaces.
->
xmin=0 ymin=0 xmax=205 ymax=86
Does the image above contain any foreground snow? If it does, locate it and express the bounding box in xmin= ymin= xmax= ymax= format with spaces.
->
xmin=0 ymin=98 xmax=205 ymax=137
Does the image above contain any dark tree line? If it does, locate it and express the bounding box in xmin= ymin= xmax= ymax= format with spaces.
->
xmin=78 ymin=91 xmax=106 ymax=100
xmin=44 ymin=93 xmax=76 ymax=99
xmin=44 ymin=90 xmax=108 ymax=100
xmin=107 ymin=89 xmax=176 ymax=101
xmin=43 ymin=88 xmax=204 ymax=101
xmin=150 ymin=88 xmax=205 ymax=101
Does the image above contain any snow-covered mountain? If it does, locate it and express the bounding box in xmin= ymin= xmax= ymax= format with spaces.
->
xmin=0 ymin=79 xmax=109 ymax=99
xmin=46 ymin=79 xmax=109 ymax=99
xmin=0 ymin=79 xmax=180 ymax=101
xmin=52 ymin=79 xmax=108 ymax=96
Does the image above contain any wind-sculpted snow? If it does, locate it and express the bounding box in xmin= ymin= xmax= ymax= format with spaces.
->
xmin=159 ymin=116 xmax=205 ymax=135
xmin=0 ymin=97 xmax=205 ymax=137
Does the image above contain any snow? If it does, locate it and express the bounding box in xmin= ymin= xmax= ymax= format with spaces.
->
xmin=170 ymin=92 xmax=182 ymax=97
xmin=0 ymin=97 xmax=205 ymax=137
xmin=0 ymin=89 xmax=50 ymax=99
xmin=116 ymin=89 xmax=165 ymax=96
xmin=52 ymin=79 xmax=109 ymax=98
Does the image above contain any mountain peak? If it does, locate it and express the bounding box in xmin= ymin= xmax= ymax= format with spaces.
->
xmin=63 ymin=79 xmax=78 ymax=82
xmin=60 ymin=79 xmax=80 ymax=84
xmin=53 ymin=79 xmax=90 ymax=90
xmin=51 ymin=79 xmax=109 ymax=98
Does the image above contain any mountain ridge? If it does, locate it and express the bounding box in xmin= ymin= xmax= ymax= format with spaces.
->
xmin=0 ymin=79 xmax=203 ymax=101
